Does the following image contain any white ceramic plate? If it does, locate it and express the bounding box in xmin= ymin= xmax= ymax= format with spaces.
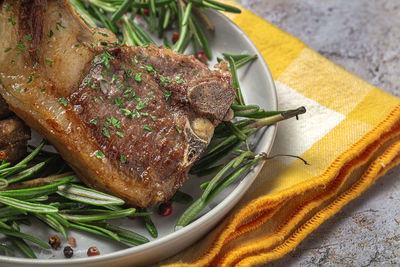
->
xmin=0 ymin=9 xmax=277 ymax=267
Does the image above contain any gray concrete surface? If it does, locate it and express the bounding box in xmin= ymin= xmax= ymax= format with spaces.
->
xmin=238 ymin=0 xmax=400 ymax=266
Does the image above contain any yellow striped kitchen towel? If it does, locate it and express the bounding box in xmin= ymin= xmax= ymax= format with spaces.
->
xmin=160 ymin=1 xmax=400 ymax=266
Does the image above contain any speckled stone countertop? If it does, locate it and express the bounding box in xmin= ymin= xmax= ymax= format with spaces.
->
xmin=238 ymin=0 xmax=400 ymax=266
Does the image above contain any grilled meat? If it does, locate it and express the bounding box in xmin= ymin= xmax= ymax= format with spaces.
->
xmin=0 ymin=95 xmax=12 ymax=119
xmin=0 ymin=116 xmax=31 ymax=163
xmin=0 ymin=0 xmax=235 ymax=207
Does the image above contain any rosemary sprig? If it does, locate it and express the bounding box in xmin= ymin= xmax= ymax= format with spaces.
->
xmin=69 ymin=0 xmax=98 ymax=28
xmin=0 ymin=144 xmax=151 ymax=257
xmin=9 ymin=236 xmax=36 ymax=258
xmin=0 ymin=243 xmax=14 ymax=253
xmin=57 ymin=183 xmax=125 ymax=206
xmin=71 ymin=0 xmax=241 ymax=57
xmin=110 ymin=0 xmax=134 ymax=24
xmin=170 ymin=190 xmax=193 ymax=204
xmin=176 ymin=155 xmax=261 ymax=229
xmin=0 ymin=228 xmax=51 ymax=249
xmin=172 ymin=0 xmax=192 ymax=53
xmin=191 ymin=106 xmax=306 ymax=174
xmin=228 ymin=56 xmax=245 ymax=105
xmin=0 ymin=140 xmax=45 ymax=179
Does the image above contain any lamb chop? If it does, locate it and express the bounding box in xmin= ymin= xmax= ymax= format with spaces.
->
xmin=0 ymin=116 xmax=31 ymax=163
xmin=0 ymin=94 xmax=30 ymax=163
xmin=0 ymin=0 xmax=235 ymax=207
xmin=0 ymin=95 xmax=12 ymax=119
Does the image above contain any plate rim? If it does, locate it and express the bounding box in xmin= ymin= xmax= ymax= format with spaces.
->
xmin=0 ymin=9 xmax=278 ymax=266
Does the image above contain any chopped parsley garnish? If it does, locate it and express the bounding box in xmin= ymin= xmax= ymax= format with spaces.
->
xmin=124 ymin=87 xmax=132 ymax=94
xmin=136 ymin=100 xmax=146 ymax=110
xmin=104 ymin=118 xmax=111 ymax=128
xmin=55 ymin=21 xmax=66 ymax=31
xmin=102 ymin=127 xmax=111 ymax=138
xmin=8 ymin=16 xmax=15 ymax=25
xmin=143 ymin=125 xmax=152 ymax=131
xmin=94 ymin=51 xmax=114 ymax=69
xmin=45 ymin=59 xmax=53 ymax=66
xmin=24 ymin=35 xmax=32 ymax=41
xmin=150 ymin=115 xmax=157 ymax=121
xmin=16 ymin=41 xmax=25 ymax=51
xmin=97 ymin=32 xmax=109 ymax=37
xmin=160 ymin=77 xmax=172 ymax=83
xmin=41 ymin=89 xmax=46 ymax=93
xmin=127 ymin=69 xmax=134 ymax=78
xmin=146 ymin=65 xmax=156 ymax=74
xmin=6 ymin=4 xmax=13 ymax=12
xmin=111 ymin=75 xmax=118 ymax=83
xmin=48 ymin=30 xmax=54 ymax=38
xmin=114 ymin=98 xmax=123 ymax=107
xmin=27 ymin=73 xmax=34 ymax=84
xmin=164 ymin=91 xmax=172 ymax=101
xmin=175 ymin=125 xmax=182 ymax=134
xmin=90 ymin=119 xmax=98 ymax=125
xmin=117 ymin=82 xmax=123 ymax=89
xmin=135 ymin=72 xmax=142 ymax=82
xmin=121 ymin=109 xmax=131 ymax=116
xmin=175 ymin=76 xmax=184 ymax=84
xmin=116 ymin=131 xmax=124 ymax=138
xmin=111 ymin=117 xmax=122 ymax=129
xmin=58 ymin=96 xmax=68 ymax=106
xmin=142 ymin=56 xmax=148 ymax=61
xmin=120 ymin=155 xmax=127 ymax=163
xmin=102 ymin=51 xmax=114 ymax=68
xmin=84 ymin=77 xmax=92 ymax=86
xmin=134 ymin=55 xmax=138 ymax=64
xmin=96 ymin=150 xmax=105 ymax=159
xmin=4 ymin=48 xmax=11 ymax=53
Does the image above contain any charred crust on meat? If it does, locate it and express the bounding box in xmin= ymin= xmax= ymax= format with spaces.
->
xmin=0 ymin=116 xmax=30 ymax=163
xmin=0 ymin=96 xmax=12 ymax=119
xmin=19 ymin=0 xmax=46 ymax=64
xmin=0 ymin=116 xmax=31 ymax=148
xmin=188 ymin=79 xmax=236 ymax=124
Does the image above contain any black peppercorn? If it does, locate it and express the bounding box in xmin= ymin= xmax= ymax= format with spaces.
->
xmin=63 ymin=246 xmax=73 ymax=258
xmin=48 ymin=235 xmax=61 ymax=250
